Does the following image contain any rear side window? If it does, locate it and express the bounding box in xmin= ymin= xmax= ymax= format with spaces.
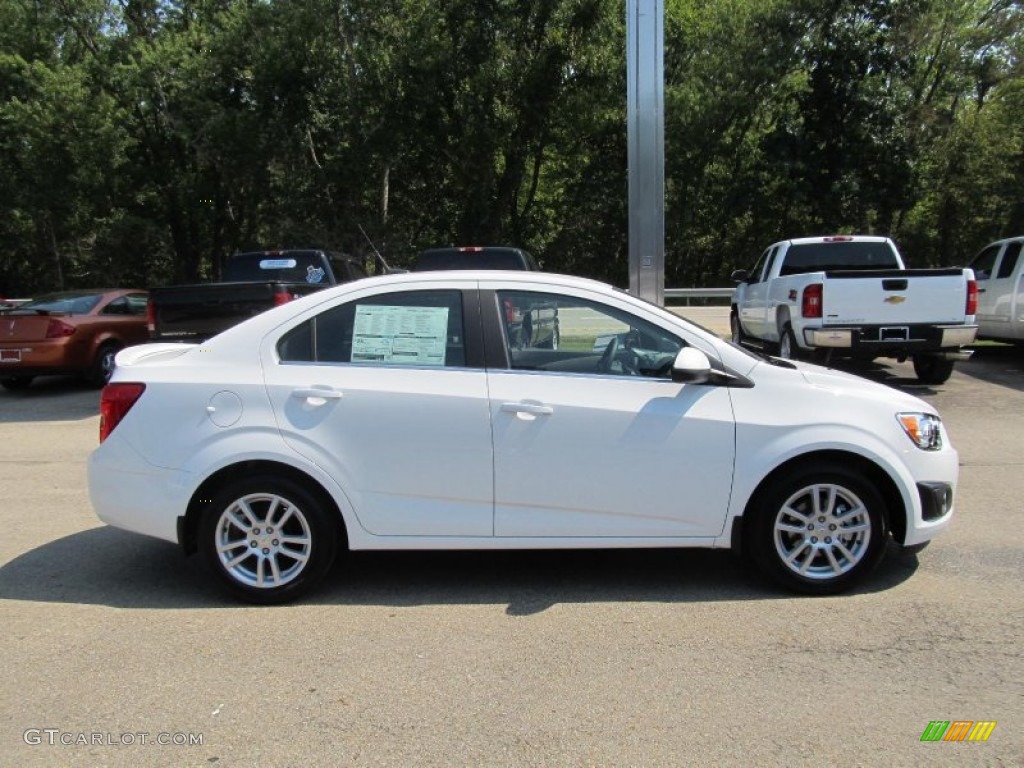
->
xmin=969 ymin=244 xmax=1000 ymax=280
xmin=996 ymin=242 xmax=1021 ymax=279
xmin=781 ymin=243 xmax=900 ymax=275
xmin=278 ymin=290 xmax=466 ymax=368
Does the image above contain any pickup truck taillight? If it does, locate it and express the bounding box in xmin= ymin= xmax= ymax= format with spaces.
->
xmin=966 ymin=279 xmax=978 ymax=316
xmin=802 ymin=284 xmax=823 ymax=318
xmin=273 ymin=288 xmax=293 ymax=307
xmin=146 ymin=298 xmax=156 ymax=333
xmin=99 ymin=383 xmax=146 ymax=443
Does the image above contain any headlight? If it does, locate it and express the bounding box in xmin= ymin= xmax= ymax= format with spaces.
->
xmin=897 ymin=413 xmax=943 ymax=450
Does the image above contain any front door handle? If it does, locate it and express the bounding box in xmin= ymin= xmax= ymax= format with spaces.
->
xmin=291 ymin=387 xmax=343 ymax=405
xmin=501 ymin=402 xmax=553 ymax=416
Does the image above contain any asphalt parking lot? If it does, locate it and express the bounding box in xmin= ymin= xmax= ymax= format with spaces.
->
xmin=1 ymin=330 xmax=1021 ymax=767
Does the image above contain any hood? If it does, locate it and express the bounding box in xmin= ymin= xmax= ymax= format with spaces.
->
xmin=791 ymin=359 xmax=935 ymax=413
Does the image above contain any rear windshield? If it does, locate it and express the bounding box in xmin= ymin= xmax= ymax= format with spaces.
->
xmin=15 ymin=291 xmax=103 ymax=315
xmin=224 ymin=252 xmax=333 ymax=284
xmin=413 ymin=248 xmax=534 ymax=271
xmin=781 ymin=242 xmax=900 ymax=275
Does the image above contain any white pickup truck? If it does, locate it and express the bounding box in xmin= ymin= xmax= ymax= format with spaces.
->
xmin=731 ymin=235 xmax=978 ymax=383
xmin=968 ymin=236 xmax=1024 ymax=344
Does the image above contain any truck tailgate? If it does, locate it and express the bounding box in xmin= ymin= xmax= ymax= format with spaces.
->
xmin=823 ymin=269 xmax=969 ymax=325
xmin=150 ymin=282 xmax=308 ymax=340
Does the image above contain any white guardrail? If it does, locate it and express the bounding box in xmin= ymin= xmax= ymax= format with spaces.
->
xmin=664 ymin=287 xmax=734 ymax=304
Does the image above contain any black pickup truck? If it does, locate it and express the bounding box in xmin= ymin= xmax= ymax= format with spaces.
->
xmin=147 ymin=250 xmax=366 ymax=342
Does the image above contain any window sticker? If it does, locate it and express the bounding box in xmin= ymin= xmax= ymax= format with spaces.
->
xmin=259 ymin=258 xmax=297 ymax=269
xmin=306 ymin=265 xmax=325 ymax=284
xmin=352 ymin=305 xmax=450 ymax=366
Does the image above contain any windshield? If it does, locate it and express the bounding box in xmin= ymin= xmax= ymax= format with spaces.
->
xmin=15 ymin=291 xmax=104 ymax=315
xmin=781 ymin=242 xmax=900 ymax=275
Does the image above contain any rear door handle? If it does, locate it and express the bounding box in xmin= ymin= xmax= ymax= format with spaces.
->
xmin=292 ymin=387 xmax=343 ymax=405
xmin=501 ymin=402 xmax=553 ymax=416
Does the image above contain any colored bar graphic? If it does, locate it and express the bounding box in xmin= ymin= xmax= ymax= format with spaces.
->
xmin=920 ymin=720 xmax=997 ymax=742
xmin=967 ymin=722 xmax=997 ymax=742
xmin=921 ymin=721 xmax=949 ymax=742
xmin=944 ymin=721 xmax=974 ymax=741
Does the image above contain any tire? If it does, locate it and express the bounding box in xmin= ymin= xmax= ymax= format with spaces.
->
xmin=199 ymin=475 xmax=340 ymax=604
xmin=912 ymin=355 xmax=955 ymax=385
xmin=87 ymin=342 xmax=121 ymax=387
xmin=745 ymin=462 xmax=888 ymax=595
xmin=1 ymin=376 xmax=34 ymax=391
xmin=730 ymin=310 xmax=744 ymax=345
xmin=778 ymin=322 xmax=799 ymax=360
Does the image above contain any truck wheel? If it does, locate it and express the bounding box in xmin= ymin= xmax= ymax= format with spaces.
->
xmin=778 ymin=323 xmax=799 ymax=360
xmin=912 ymin=355 xmax=955 ymax=384
xmin=730 ymin=310 xmax=745 ymax=345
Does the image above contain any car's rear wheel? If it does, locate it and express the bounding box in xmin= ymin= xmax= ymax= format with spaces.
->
xmin=1 ymin=376 xmax=34 ymax=391
xmin=746 ymin=463 xmax=888 ymax=594
xmin=87 ymin=342 xmax=121 ymax=387
xmin=912 ymin=354 xmax=955 ymax=384
xmin=778 ymin=322 xmax=799 ymax=360
xmin=200 ymin=475 xmax=339 ymax=604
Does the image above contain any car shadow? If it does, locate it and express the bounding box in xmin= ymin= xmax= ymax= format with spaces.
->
xmin=0 ymin=376 xmax=101 ymax=422
xmin=0 ymin=527 xmax=919 ymax=613
xmin=956 ymin=343 xmax=1024 ymax=392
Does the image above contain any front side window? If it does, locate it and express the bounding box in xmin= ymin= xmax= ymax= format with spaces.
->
xmin=996 ymin=242 xmax=1021 ymax=279
xmin=279 ymin=290 xmax=466 ymax=368
xmin=497 ymin=291 xmax=683 ymax=379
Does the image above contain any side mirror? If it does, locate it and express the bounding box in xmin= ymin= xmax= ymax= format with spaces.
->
xmin=671 ymin=347 xmax=712 ymax=384
xmin=731 ymin=269 xmax=750 ymax=284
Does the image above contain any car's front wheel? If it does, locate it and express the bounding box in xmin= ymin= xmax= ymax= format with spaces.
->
xmin=87 ymin=342 xmax=121 ymax=387
xmin=746 ymin=463 xmax=888 ymax=594
xmin=200 ymin=475 xmax=340 ymax=604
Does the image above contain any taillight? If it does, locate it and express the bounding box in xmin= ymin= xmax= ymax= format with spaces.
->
xmin=45 ymin=319 xmax=76 ymax=339
xmin=273 ymin=288 xmax=293 ymax=306
xmin=823 ymin=235 xmax=853 ymax=242
xmin=966 ymin=279 xmax=978 ymax=316
xmin=99 ymin=383 xmax=146 ymax=443
xmin=802 ymin=284 xmax=823 ymax=318
xmin=503 ymin=298 xmax=516 ymax=323
xmin=146 ymin=298 xmax=156 ymax=333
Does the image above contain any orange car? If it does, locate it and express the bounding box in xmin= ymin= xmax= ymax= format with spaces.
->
xmin=0 ymin=289 xmax=149 ymax=390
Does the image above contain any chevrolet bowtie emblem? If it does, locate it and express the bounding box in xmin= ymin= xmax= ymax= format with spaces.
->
xmin=884 ymin=296 xmax=906 ymax=304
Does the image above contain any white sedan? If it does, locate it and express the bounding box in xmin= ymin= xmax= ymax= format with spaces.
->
xmin=88 ymin=272 xmax=958 ymax=603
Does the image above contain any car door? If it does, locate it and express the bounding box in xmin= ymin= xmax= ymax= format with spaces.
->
xmin=970 ymin=243 xmax=1003 ymax=334
xmin=482 ymin=285 xmax=736 ymax=539
xmin=739 ymin=246 xmax=776 ymax=339
xmin=990 ymin=242 xmax=1023 ymax=339
xmin=261 ymin=285 xmax=495 ymax=537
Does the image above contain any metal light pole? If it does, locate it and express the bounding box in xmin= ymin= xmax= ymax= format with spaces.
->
xmin=626 ymin=0 xmax=665 ymax=305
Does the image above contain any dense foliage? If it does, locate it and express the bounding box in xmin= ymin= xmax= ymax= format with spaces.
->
xmin=1 ymin=0 xmax=1021 ymax=294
